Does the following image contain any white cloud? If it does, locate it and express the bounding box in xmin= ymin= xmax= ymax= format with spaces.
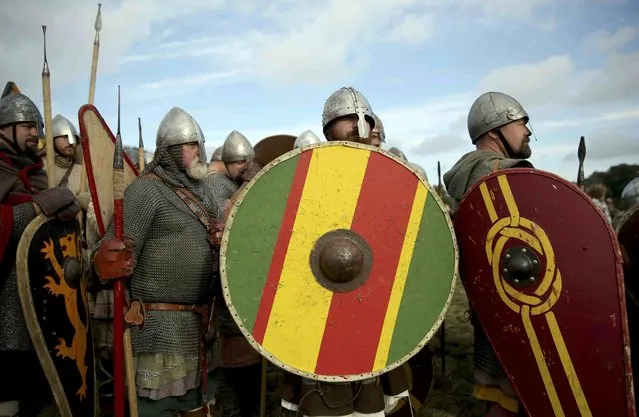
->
xmin=386 ymin=15 xmax=435 ymax=44
xmin=584 ymin=26 xmax=639 ymax=52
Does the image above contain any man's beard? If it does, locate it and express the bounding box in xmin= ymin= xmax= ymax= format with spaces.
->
xmin=517 ymin=143 xmax=532 ymax=159
xmin=186 ymin=158 xmax=208 ymax=180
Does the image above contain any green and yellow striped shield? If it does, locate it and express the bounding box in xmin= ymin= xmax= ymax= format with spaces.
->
xmin=220 ymin=142 xmax=458 ymax=381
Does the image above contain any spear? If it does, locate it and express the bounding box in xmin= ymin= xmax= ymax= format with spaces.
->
xmin=437 ymin=161 xmax=443 ymax=198
xmin=80 ymin=4 xmax=102 ymax=201
xmin=436 ymin=160 xmax=446 ymax=375
xmin=88 ymin=3 xmax=102 ymax=105
xmin=577 ymin=136 xmax=586 ymax=190
xmin=138 ymin=117 xmax=145 ymax=171
xmin=112 ymin=85 xmax=126 ymax=417
xmin=41 ymin=26 xmax=56 ymax=188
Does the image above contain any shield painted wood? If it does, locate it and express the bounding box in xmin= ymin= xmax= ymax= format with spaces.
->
xmin=617 ymin=203 xmax=639 ymax=407
xmin=454 ymin=168 xmax=635 ymax=417
xmin=221 ymin=141 xmax=458 ymax=381
xmin=253 ymin=134 xmax=296 ymax=167
xmin=16 ymin=215 xmax=97 ymax=417
xmin=79 ymin=105 xmax=139 ymax=236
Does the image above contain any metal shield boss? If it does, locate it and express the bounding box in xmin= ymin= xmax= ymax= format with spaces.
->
xmin=454 ymin=168 xmax=635 ymax=417
xmin=78 ymin=105 xmax=139 ymax=235
xmin=220 ymin=141 xmax=458 ymax=381
xmin=16 ymin=216 xmax=97 ymax=417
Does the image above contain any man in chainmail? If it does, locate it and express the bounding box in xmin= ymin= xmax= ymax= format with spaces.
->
xmin=443 ymin=91 xmax=533 ymax=417
xmin=279 ymin=87 xmax=411 ymax=417
xmin=203 ymin=130 xmax=263 ymax=417
xmin=42 ymin=114 xmax=91 ymax=211
xmin=0 ymin=92 xmax=80 ymax=417
xmin=207 ymin=146 xmax=225 ymax=176
xmin=92 ymin=107 xmax=222 ymax=417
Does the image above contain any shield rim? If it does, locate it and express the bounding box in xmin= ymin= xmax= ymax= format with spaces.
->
xmin=16 ymin=214 xmax=98 ymax=417
xmin=79 ymin=104 xmax=139 ymax=236
xmin=220 ymin=140 xmax=459 ymax=381
xmin=454 ymin=167 xmax=635 ymax=415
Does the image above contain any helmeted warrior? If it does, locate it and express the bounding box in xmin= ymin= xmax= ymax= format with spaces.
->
xmin=322 ymin=87 xmax=376 ymax=146
xmin=206 ymin=146 xmax=225 ymax=177
xmin=279 ymin=87 xmax=411 ymax=417
xmin=410 ymin=162 xmax=428 ymax=182
xmin=388 ymin=147 xmax=408 ymax=162
xmin=203 ymin=130 xmax=262 ymax=417
xmin=0 ymin=92 xmax=80 ymax=417
xmin=370 ymin=113 xmax=385 ymax=147
xmin=621 ymin=177 xmax=639 ymax=210
xmin=42 ymin=114 xmax=92 ymax=211
xmin=294 ymin=129 xmax=322 ymax=149
xmin=443 ymin=91 xmax=533 ymax=416
xmin=92 ymin=106 xmax=221 ymax=417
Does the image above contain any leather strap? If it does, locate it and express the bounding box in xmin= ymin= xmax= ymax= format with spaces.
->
xmin=143 ymin=302 xmax=208 ymax=317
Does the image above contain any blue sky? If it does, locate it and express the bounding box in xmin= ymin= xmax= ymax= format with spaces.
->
xmin=1 ymin=0 xmax=638 ymax=184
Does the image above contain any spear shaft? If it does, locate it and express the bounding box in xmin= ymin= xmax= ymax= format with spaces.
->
xmin=41 ymin=26 xmax=56 ymax=188
xmin=112 ymin=85 xmax=126 ymax=417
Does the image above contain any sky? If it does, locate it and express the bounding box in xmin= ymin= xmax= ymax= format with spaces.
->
xmin=1 ymin=0 xmax=638 ymax=185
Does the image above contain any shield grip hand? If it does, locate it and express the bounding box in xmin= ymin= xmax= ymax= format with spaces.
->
xmin=94 ymin=237 xmax=136 ymax=281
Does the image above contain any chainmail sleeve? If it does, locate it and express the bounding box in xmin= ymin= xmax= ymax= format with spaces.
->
xmin=11 ymin=203 xmax=36 ymax=240
xmin=203 ymin=173 xmax=238 ymax=221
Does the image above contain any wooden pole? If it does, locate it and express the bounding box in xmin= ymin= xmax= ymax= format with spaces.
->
xmin=41 ymin=25 xmax=56 ymax=188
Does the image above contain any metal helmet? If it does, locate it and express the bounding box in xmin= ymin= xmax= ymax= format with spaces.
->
xmin=0 ymin=92 xmax=45 ymax=137
xmin=467 ymin=92 xmax=529 ymax=144
xmin=51 ymin=114 xmax=79 ymax=145
xmin=210 ymin=146 xmax=223 ymax=162
xmin=156 ymin=106 xmax=206 ymax=163
xmin=388 ymin=147 xmax=408 ymax=162
xmin=621 ymin=177 xmax=639 ymax=208
xmin=221 ymin=130 xmax=254 ymax=163
xmin=294 ymin=129 xmax=322 ymax=149
xmin=322 ymin=87 xmax=375 ymax=139
xmin=372 ymin=113 xmax=385 ymax=143
xmin=410 ymin=162 xmax=428 ymax=181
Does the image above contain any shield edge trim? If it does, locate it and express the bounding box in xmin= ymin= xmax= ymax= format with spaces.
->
xmin=16 ymin=214 xmax=99 ymax=417
xmin=79 ymin=104 xmax=140 ymax=236
xmin=455 ymin=167 xmax=636 ymax=415
xmin=220 ymin=140 xmax=459 ymax=382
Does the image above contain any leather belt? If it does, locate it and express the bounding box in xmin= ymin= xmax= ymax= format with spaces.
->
xmin=143 ymin=302 xmax=208 ymax=317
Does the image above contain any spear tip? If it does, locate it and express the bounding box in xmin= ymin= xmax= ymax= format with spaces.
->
xmin=138 ymin=117 xmax=144 ymax=148
xmin=578 ymin=136 xmax=586 ymax=161
xmin=114 ymin=85 xmax=123 ymax=170
xmin=41 ymin=25 xmax=50 ymax=75
xmin=94 ymin=3 xmax=103 ymax=33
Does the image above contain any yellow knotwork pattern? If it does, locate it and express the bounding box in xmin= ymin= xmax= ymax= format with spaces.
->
xmin=478 ymin=176 xmax=592 ymax=417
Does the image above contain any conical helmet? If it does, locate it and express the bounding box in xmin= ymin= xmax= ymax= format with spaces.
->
xmin=322 ymin=87 xmax=375 ymax=139
xmin=210 ymin=146 xmax=223 ymax=162
xmin=51 ymin=114 xmax=79 ymax=145
xmin=294 ymin=129 xmax=322 ymax=149
xmin=156 ymin=107 xmax=206 ymax=163
xmin=372 ymin=113 xmax=385 ymax=143
xmin=221 ymin=130 xmax=254 ymax=163
xmin=0 ymin=93 xmax=44 ymax=138
xmin=388 ymin=147 xmax=408 ymax=162
xmin=467 ymin=92 xmax=528 ymax=144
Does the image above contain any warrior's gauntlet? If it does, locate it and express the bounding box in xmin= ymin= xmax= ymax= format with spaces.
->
xmin=93 ymin=237 xmax=136 ymax=281
xmin=31 ymin=186 xmax=80 ymax=221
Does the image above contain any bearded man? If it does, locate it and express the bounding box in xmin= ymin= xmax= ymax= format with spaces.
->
xmin=42 ymin=114 xmax=91 ymax=211
xmin=443 ymin=91 xmax=533 ymax=417
xmin=92 ymin=107 xmax=221 ymax=417
xmin=280 ymin=87 xmax=411 ymax=417
xmin=0 ymin=93 xmax=80 ymax=417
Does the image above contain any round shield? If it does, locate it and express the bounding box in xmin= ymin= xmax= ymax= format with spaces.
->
xmin=253 ymin=134 xmax=296 ymax=167
xmin=221 ymin=141 xmax=458 ymax=381
xmin=455 ymin=168 xmax=634 ymax=416
xmin=16 ymin=215 xmax=97 ymax=416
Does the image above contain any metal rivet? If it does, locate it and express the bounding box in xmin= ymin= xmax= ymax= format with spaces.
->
xmin=505 ymin=253 xmax=511 ymax=259
xmin=514 ymin=279 xmax=520 ymax=284
xmin=529 ymin=277 xmax=535 ymax=282
xmin=521 ymin=248 xmax=527 ymax=253
xmin=532 ymin=260 xmax=538 ymax=265
xmin=503 ymin=268 xmax=508 ymax=273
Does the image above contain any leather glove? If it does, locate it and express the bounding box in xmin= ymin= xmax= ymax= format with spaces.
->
xmin=77 ymin=191 xmax=92 ymax=211
xmin=94 ymin=236 xmax=136 ymax=281
xmin=32 ymin=187 xmax=80 ymax=221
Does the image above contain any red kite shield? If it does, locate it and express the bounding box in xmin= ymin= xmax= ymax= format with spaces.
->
xmin=79 ymin=105 xmax=139 ymax=235
xmin=454 ymin=168 xmax=635 ymax=417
